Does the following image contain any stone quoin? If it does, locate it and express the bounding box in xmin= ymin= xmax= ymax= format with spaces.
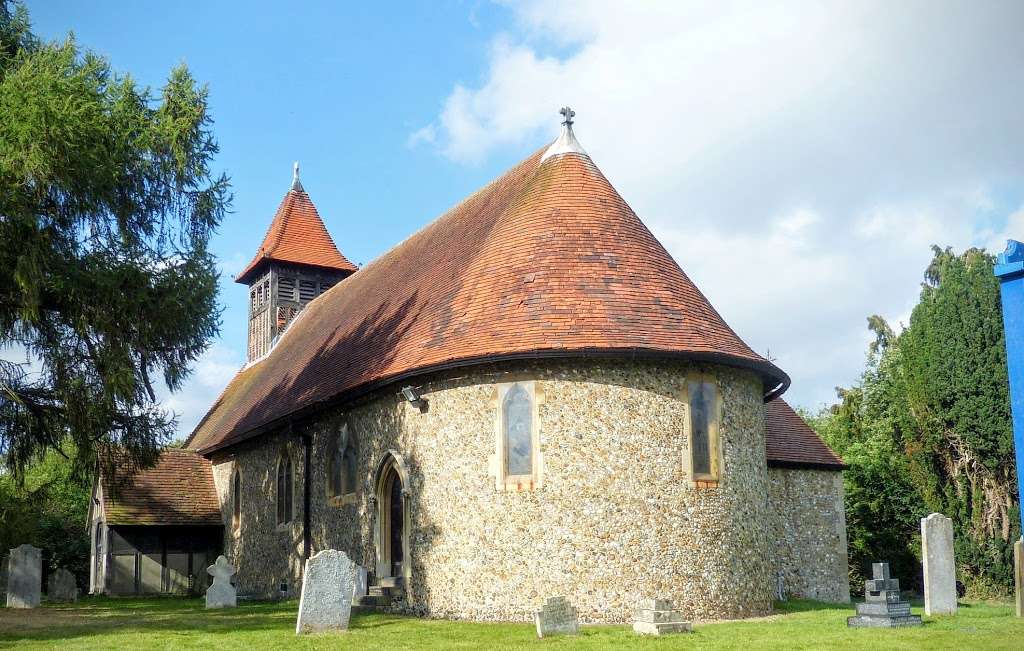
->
xmin=96 ymin=109 xmax=850 ymax=623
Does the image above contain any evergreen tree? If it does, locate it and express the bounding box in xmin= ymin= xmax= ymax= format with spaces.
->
xmin=0 ymin=2 xmax=229 ymax=478
xmin=814 ymin=246 xmax=1020 ymax=596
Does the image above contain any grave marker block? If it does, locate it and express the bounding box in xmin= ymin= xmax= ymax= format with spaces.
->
xmin=6 ymin=544 xmax=41 ymax=609
xmin=921 ymin=513 xmax=957 ymax=616
xmin=296 ymin=549 xmax=355 ymax=634
xmin=533 ymin=596 xmax=579 ymax=638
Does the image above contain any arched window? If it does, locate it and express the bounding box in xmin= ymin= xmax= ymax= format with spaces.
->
xmin=328 ymin=423 xmax=357 ymax=501
xmin=686 ymin=376 xmax=720 ymax=482
xmin=231 ymin=469 xmax=242 ymax=531
xmin=503 ymin=383 xmax=533 ymax=477
xmin=276 ymin=454 xmax=293 ymax=524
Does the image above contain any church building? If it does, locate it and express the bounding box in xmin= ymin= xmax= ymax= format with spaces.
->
xmin=90 ymin=109 xmax=849 ymax=621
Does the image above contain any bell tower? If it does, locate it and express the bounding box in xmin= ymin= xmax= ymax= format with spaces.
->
xmin=236 ymin=163 xmax=357 ymax=361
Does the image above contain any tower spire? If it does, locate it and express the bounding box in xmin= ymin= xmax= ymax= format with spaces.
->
xmin=290 ymin=161 xmax=304 ymax=192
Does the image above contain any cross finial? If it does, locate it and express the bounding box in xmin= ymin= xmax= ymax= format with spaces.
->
xmin=560 ymin=106 xmax=575 ymax=127
xmin=290 ymin=161 xmax=304 ymax=192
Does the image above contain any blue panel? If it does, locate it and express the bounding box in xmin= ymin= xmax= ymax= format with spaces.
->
xmin=995 ymin=239 xmax=1024 ymax=534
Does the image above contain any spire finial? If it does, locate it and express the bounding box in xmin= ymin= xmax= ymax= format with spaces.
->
xmin=560 ymin=106 xmax=575 ymax=127
xmin=290 ymin=161 xmax=304 ymax=192
xmin=541 ymin=106 xmax=588 ymax=163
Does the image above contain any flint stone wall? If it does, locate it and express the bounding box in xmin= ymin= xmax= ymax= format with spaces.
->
xmin=213 ymin=358 xmax=844 ymax=622
xmin=766 ymin=468 xmax=850 ymax=603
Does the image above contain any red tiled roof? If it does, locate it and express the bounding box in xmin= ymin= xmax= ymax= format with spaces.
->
xmin=188 ymin=146 xmax=789 ymax=454
xmin=100 ymin=449 xmax=222 ymax=525
xmin=765 ymin=399 xmax=845 ymax=470
xmin=236 ymin=188 xmax=357 ymax=284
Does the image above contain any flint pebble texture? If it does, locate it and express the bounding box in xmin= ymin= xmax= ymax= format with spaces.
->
xmin=212 ymin=359 xmax=847 ymax=622
xmin=767 ymin=468 xmax=851 ymax=603
xmin=295 ymin=549 xmax=355 ymax=634
xmin=6 ymin=544 xmax=41 ymax=609
xmin=921 ymin=513 xmax=957 ymax=616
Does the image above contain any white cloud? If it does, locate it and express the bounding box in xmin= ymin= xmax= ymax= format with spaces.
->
xmin=418 ymin=0 xmax=1024 ymax=410
xmin=157 ymin=343 xmax=243 ymax=441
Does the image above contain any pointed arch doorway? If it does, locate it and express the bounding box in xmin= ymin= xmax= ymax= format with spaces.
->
xmin=372 ymin=451 xmax=412 ymax=583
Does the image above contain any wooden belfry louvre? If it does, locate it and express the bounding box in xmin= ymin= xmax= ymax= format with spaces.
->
xmin=88 ymin=450 xmax=223 ymax=596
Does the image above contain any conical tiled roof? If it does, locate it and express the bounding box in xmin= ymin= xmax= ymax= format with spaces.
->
xmin=235 ymin=182 xmax=357 ymax=285
xmin=189 ymin=142 xmax=788 ymax=454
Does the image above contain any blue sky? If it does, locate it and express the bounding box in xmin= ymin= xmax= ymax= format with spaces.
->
xmin=26 ymin=1 xmax=1024 ymax=437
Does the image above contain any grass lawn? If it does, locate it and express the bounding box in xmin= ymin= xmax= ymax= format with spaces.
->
xmin=0 ymin=596 xmax=1021 ymax=650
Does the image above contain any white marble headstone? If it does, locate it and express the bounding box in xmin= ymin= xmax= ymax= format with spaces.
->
xmin=352 ymin=564 xmax=368 ymax=600
xmin=921 ymin=513 xmax=957 ymax=616
xmin=6 ymin=544 xmax=42 ymax=609
xmin=296 ymin=549 xmax=355 ymax=634
xmin=206 ymin=555 xmax=237 ymax=609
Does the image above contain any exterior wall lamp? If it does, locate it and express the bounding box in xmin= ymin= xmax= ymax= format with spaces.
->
xmin=401 ymin=386 xmax=428 ymax=412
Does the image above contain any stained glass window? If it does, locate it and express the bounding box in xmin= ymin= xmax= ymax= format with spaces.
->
xmin=688 ymin=380 xmax=716 ymax=476
xmin=503 ymin=383 xmax=533 ymax=476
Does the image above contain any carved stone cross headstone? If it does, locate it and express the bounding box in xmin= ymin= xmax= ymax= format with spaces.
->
xmin=6 ymin=544 xmax=42 ymax=608
xmin=847 ymin=562 xmax=922 ymax=627
xmin=633 ymin=598 xmax=692 ymax=635
xmin=534 ymin=596 xmax=579 ymax=638
xmin=47 ymin=568 xmax=79 ymax=603
xmin=921 ymin=513 xmax=957 ymax=616
xmin=295 ymin=549 xmax=355 ymax=634
xmin=205 ymin=555 xmax=237 ymax=609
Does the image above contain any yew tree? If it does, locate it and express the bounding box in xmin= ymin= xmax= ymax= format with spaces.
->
xmin=0 ymin=2 xmax=229 ymax=477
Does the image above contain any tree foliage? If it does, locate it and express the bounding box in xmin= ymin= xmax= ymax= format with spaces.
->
xmin=0 ymin=445 xmax=91 ymax=588
xmin=0 ymin=2 xmax=229 ymax=479
xmin=812 ymin=246 xmax=1020 ymax=596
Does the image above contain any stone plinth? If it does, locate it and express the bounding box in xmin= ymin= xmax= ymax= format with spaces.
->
xmin=534 ymin=596 xmax=579 ymax=638
xmin=847 ymin=563 xmax=921 ymax=628
xmin=296 ymin=550 xmax=354 ymax=634
xmin=921 ymin=513 xmax=957 ymax=616
xmin=206 ymin=555 xmax=237 ymax=608
xmin=6 ymin=544 xmax=42 ymax=609
xmin=633 ymin=598 xmax=692 ymax=635
xmin=47 ymin=568 xmax=78 ymax=603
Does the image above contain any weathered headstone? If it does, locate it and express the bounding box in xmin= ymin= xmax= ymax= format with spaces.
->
xmin=632 ymin=598 xmax=692 ymax=635
xmin=352 ymin=564 xmax=368 ymax=601
xmin=295 ymin=549 xmax=355 ymax=634
xmin=205 ymin=555 xmax=237 ymax=609
xmin=6 ymin=544 xmax=42 ymax=609
xmin=47 ymin=568 xmax=79 ymax=603
xmin=533 ymin=596 xmax=579 ymax=638
xmin=921 ymin=513 xmax=957 ymax=616
xmin=847 ymin=562 xmax=922 ymax=628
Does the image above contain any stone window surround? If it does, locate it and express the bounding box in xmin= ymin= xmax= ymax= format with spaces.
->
xmin=327 ymin=421 xmax=358 ymax=507
xmin=679 ymin=371 xmax=724 ymax=487
xmin=489 ymin=379 xmax=544 ymax=491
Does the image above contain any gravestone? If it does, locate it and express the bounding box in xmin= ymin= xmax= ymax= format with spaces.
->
xmin=6 ymin=544 xmax=42 ymax=609
xmin=47 ymin=568 xmax=79 ymax=602
xmin=533 ymin=596 xmax=579 ymax=638
xmin=352 ymin=564 xmax=368 ymax=600
xmin=632 ymin=598 xmax=692 ymax=635
xmin=295 ymin=549 xmax=355 ymax=634
xmin=205 ymin=555 xmax=237 ymax=608
xmin=847 ymin=562 xmax=922 ymax=628
xmin=921 ymin=513 xmax=957 ymax=616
